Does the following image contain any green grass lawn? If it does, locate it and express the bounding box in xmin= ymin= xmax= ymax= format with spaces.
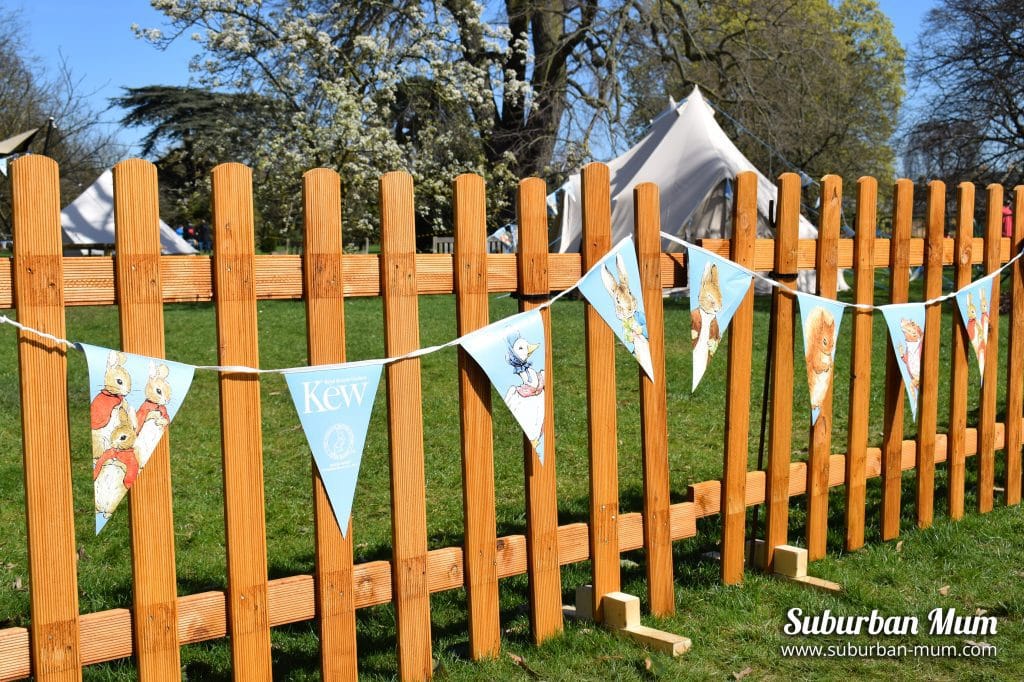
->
xmin=0 ymin=274 xmax=1020 ymax=680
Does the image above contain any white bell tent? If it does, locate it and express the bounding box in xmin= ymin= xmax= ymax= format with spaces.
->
xmin=61 ymin=170 xmax=197 ymax=255
xmin=553 ymin=87 xmax=841 ymax=291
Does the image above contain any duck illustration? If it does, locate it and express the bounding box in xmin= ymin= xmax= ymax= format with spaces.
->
xmin=503 ymin=333 xmax=545 ymax=449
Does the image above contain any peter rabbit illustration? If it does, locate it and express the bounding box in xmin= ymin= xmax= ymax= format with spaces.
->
xmin=600 ymin=252 xmax=652 ymax=373
xmin=90 ymin=351 xmax=137 ymax=461
xmin=898 ymin=318 xmax=924 ymax=396
xmin=690 ymin=262 xmax=722 ymax=385
xmin=93 ymin=406 xmax=140 ymax=520
xmin=804 ymin=307 xmax=836 ymax=411
xmin=135 ymin=361 xmax=172 ymax=468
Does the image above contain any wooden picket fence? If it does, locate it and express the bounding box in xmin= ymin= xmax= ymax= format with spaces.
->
xmin=0 ymin=155 xmax=1022 ymax=681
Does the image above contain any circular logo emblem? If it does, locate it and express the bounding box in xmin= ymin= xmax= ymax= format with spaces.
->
xmin=322 ymin=424 xmax=356 ymax=466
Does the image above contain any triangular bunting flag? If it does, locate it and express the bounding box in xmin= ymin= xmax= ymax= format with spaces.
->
xmin=285 ymin=362 xmax=384 ymax=537
xmin=796 ymin=293 xmax=845 ymax=425
xmin=955 ymin=274 xmax=996 ymax=386
xmin=576 ymin=238 xmax=655 ymax=380
xmin=461 ymin=310 xmax=548 ymax=463
xmin=82 ymin=343 xmax=195 ymax=534
xmin=686 ymin=245 xmax=753 ymax=391
xmin=880 ymin=303 xmax=927 ymax=420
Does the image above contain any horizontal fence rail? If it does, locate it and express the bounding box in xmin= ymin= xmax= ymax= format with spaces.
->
xmin=0 ymin=156 xmax=1021 ymax=681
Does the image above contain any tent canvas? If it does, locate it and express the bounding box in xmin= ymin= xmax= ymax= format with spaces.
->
xmin=553 ymin=87 xmax=837 ymax=291
xmin=61 ymin=170 xmax=197 ymax=255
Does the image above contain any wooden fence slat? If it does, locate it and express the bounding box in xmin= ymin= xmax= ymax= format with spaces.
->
xmin=580 ymin=162 xmax=620 ymax=618
xmin=948 ymin=183 xmax=975 ymax=520
xmin=763 ymin=173 xmax=799 ymax=573
xmin=515 ymin=178 xmax=563 ymax=644
xmin=453 ymin=174 xmax=500 ymax=659
xmin=11 ymin=155 xmax=82 ymax=681
xmin=844 ymin=177 xmax=876 ymax=551
xmin=807 ymin=175 xmax=841 ymax=560
xmin=1007 ymin=185 xmax=1024 ymax=506
xmin=916 ymin=181 xmax=946 ymax=528
xmin=379 ymin=171 xmax=433 ymax=681
xmin=210 ymin=163 xmax=272 ymax=679
xmin=633 ymin=183 xmax=674 ymax=615
xmin=881 ymin=179 xmax=914 ymax=540
xmin=723 ymin=172 xmax=757 ymax=583
xmin=301 ymin=168 xmax=359 ymax=681
xmin=111 ymin=159 xmax=181 ymax=677
xmin=978 ymin=185 xmax=1003 ymax=513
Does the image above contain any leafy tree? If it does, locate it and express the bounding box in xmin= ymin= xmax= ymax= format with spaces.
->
xmin=623 ymin=0 xmax=904 ymax=188
xmin=136 ymin=0 xmax=632 ymax=243
xmin=112 ymin=85 xmax=282 ymax=234
xmin=904 ymin=0 xmax=1024 ymax=188
xmin=0 ymin=8 xmax=123 ymax=239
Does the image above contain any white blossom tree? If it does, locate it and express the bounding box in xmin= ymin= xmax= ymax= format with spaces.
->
xmin=138 ymin=0 xmax=627 ymax=244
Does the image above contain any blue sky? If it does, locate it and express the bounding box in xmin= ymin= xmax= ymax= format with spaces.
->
xmin=8 ymin=0 xmax=935 ymax=159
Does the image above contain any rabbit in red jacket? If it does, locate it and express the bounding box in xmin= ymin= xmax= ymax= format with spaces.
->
xmin=90 ymin=351 xmax=136 ymax=464
xmin=93 ymin=406 xmax=139 ymax=520
xmin=135 ymin=361 xmax=172 ymax=468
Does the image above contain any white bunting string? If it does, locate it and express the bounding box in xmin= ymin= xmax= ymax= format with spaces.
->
xmin=661 ymin=232 xmax=1024 ymax=312
xmin=5 ymin=232 xmax=1021 ymax=375
xmin=0 ymin=240 xmax=618 ymax=375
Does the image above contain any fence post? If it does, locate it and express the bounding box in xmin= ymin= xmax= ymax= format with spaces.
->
xmin=807 ymin=174 xmax=840 ymax=561
xmin=948 ymin=183 xmax=975 ymax=520
xmin=915 ymin=181 xmax=946 ymax=528
xmin=379 ymin=171 xmax=433 ymax=680
xmin=453 ymin=174 xmax=501 ymax=659
xmin=845 ymin=177 xmax=876 ymax=551
xmin=1007 ymin=185 xmax=1024 ymax=506
xmin=881 ymin=179 xmax=913 ymax=541
xmin=112 ymin=159 xmax=181 ymax=677
xmin=580 ymin=162 xmax=620 ymax=619
xmin=633 ymin=183 xmax=674 ymax=615
xmin=11 ymin=155 xmax=82 ymax=681
xmin=210 ymin=162 xmax=273 ymax=679
xmin=978 ymin=185 xmax=1003 ymax=513
xmin=301 ymin=168 xmax=359 ymax=681
xmin=723 ymin=171 xmax=756 ymax=583
xmin=763 ymin=173 xmax=799 ymax=574
xmin=515 ymin=178 xmax=564 ymax=644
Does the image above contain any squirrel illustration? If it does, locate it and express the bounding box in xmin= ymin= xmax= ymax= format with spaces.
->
xmin=804 ymin=307 xmax=836 ymax=411
xmin=898 ymin=318 xmax=924 ymax=395
xmin=691 ymin=262 xmax=722 ymax=385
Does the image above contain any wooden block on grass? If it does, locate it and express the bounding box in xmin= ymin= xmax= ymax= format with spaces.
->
xmin=786 ymin=574 xmax=843 ymax=593
xmin=620 ymin=625 xmax=692 ymax=657
xmin=773 ymin=545 xmax=807 ymax=578
xmin=747 ymin=539 xmax=766 ymax=570
xmin=575 ymin=584 xmax=593 ymax=621
xmin=602 ymin=592 xmax=640 ymax=629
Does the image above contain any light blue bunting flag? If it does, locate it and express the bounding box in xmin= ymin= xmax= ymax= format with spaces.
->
xmin=954 ymin=274 xmax=996 ymax=386
xmin=82 ymin=343 xmax=195 ymax=534
xmin=687 ymin=245 xmax=753 ymax=391
xmin=880 ymin=303 xmax=927 ymax=420
xmin=576 ymin=238 xmax=655 ymax=380
xmin=796 ymin=293 xmax=845 ymax=425
xmin=461 ymin=309 xmax=548 ymax=463
xmin=285 ymin=362 xmax=384 ymax=537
